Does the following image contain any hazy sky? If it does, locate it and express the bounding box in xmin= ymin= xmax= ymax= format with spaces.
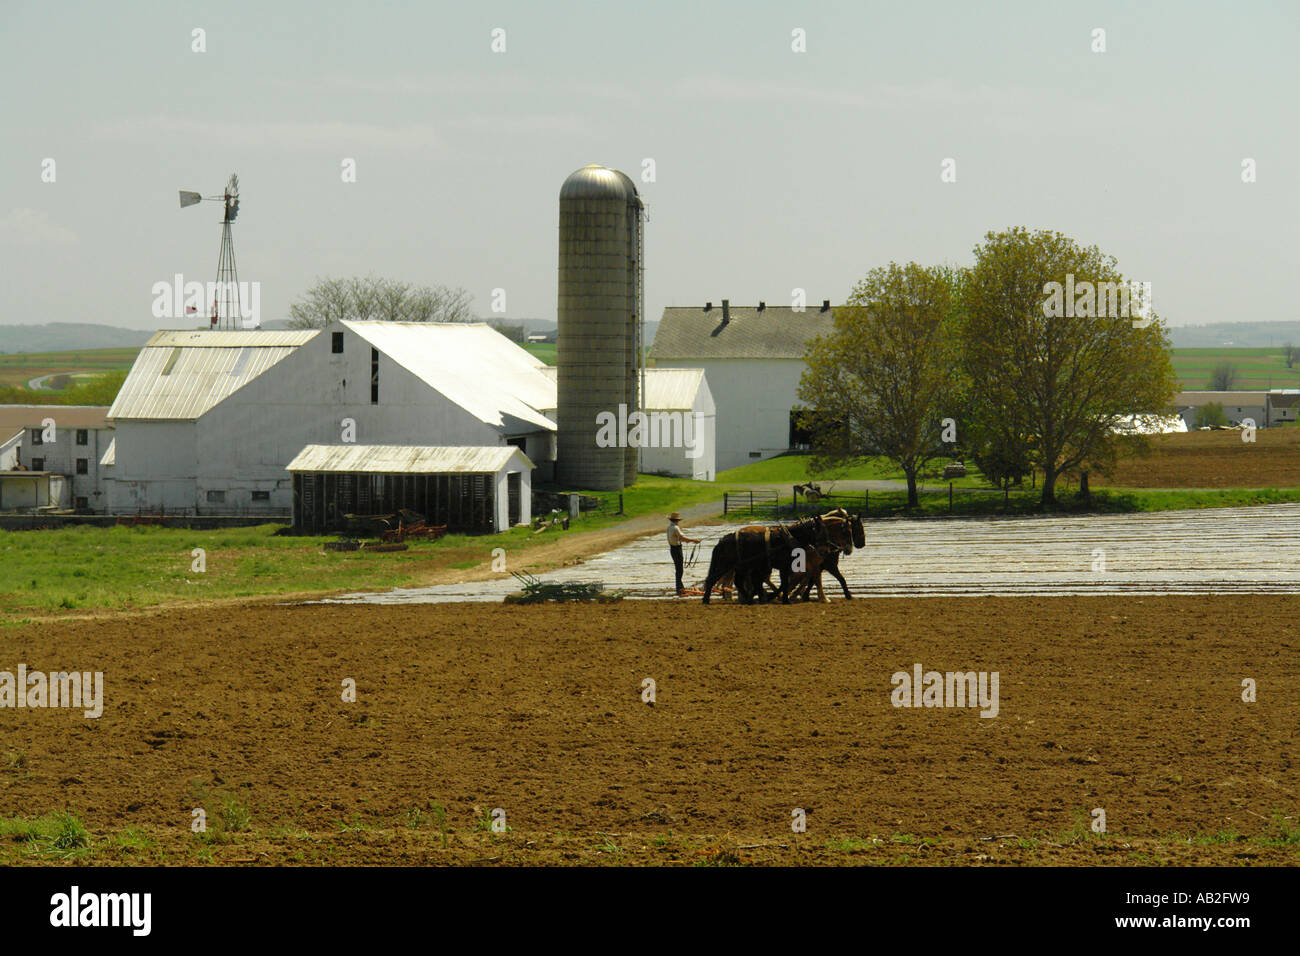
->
xmin=2 ymin=0 xmax=1296 ymax=330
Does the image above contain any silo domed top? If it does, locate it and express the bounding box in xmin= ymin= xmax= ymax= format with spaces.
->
xmin=612 ymin=168 xmax=642 ymax=206
xmin=560 ymin=165 xmax=627 ymax=201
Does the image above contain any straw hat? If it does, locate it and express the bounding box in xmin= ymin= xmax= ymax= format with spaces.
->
xmin=668 ymin=512 xmax=682 ymax=521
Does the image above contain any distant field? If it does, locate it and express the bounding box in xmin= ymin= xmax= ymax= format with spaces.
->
xmin=1171 ymin=347 xmax=1299 ymax=390
xmin=523 ymin=342 xmax=556 ymax=365
xmin=0 ymin=348 xmax=140 ymax=390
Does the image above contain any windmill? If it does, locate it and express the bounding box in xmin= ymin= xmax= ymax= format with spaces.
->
xmin=179 ymin=174 xmax=243 ymax=329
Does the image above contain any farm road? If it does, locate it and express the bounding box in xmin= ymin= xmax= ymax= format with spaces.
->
xmin=312 ymin=502 xmax=1300 ymax=604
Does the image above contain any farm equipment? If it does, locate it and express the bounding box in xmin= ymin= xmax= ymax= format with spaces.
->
xmin=344 ymin=509 xmax=445 ymax=542
xmin=503 ymin=571 xmax=624 ymax=604
xmin=942 ymin=461 xmax=967 ymax=479
xmin=531 ymin=509 xmax=571 ymax=534
xmin=381 ymin=517 xmax=447 ymax=543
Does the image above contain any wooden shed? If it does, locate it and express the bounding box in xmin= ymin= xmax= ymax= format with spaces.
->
xmin=286 ymin=444 xmax=533 ymax=534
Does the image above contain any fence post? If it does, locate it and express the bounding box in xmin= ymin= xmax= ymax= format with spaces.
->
xmin=949 ymin=481 xmax=953 ymax=513
xmin=723 ymin=492 xmax=729 ymax=516
xmin=618 ymin=493 xmax=623 ymax=515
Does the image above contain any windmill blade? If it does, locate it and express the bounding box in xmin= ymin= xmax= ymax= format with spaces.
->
xmin=178 ymin=190 xmax=202 ymax=208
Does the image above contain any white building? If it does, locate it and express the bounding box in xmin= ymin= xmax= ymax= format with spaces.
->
xmin=650 ymin=301 xmax=835 ymax=471
xmin=538 ymin=366 xmax=717 ymax=481
xmin=0 ymin=405 xmax=113 ymax=512
xmin=1173 ymin=390 xmax=1300 ymax=428
xmin=105 ymin=322 xmax=558 ymax=518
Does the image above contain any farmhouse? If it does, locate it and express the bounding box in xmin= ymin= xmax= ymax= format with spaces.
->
xmin=104 ymin=322 xmax=558 ymax=518
xmin=650 ymin=300 xmax=835 ymax=471
xmin=1173 ymin=390 xmax=1300 ymax=428
xmin=0 ymin=405 xmax=113 ymax=512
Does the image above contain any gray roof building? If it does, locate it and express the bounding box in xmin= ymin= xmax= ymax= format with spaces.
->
xmin=650 ymin=303 xmax=836 ymax=360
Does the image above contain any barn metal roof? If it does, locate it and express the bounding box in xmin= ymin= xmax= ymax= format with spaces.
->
xmin=650 ymin=305 xmax=836 ymax=360
xmin=109 ymin=332 xmax=313 ymax=420
xmin=342 ymin=321 xmax=556 ymax=433
xmin=100 ymin=437 xmax=115 ymax=466
xmin=638 ymin=368 xmax=710 ymax=411
xmin=146 ymin=330 xmax=318 ymax=348
xmin=286 ymin=444 xmax=534 ymax=475
xmin=535 ymin=366 xmax=708 ymax=412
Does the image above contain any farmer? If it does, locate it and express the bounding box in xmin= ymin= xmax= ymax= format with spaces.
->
xmin=667 ymin=512 xmax=700 ymax=596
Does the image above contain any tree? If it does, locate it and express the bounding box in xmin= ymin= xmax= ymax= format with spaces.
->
xmin=798 ymin=262 xmax=961 ymax=508
xmin=287 ymin=275 xmax=475 ymax=329
xmin=1193 ymin=401 xmax=1227 ymax=428
xmin=1207 ymin=362 xmax=1237 ymax=390
xmin=958 ymin=227 xmax=1179 ymax=507
xmin=1283 ymin=342 xmax=1297 ymax=370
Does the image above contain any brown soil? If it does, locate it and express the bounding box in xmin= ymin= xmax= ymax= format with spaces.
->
xmin=2 ymin=597 xmax=1297 ymax=866
xmin=1102 ymin=427 xmax=1300 ymax=488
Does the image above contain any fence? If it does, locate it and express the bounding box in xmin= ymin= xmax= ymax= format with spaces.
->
xmin=723 ymin=489 xmax=779 ymax=515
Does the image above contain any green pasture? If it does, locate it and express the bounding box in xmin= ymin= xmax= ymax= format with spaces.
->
xmin=1171 ymin=347 xmax=1299 ymax=390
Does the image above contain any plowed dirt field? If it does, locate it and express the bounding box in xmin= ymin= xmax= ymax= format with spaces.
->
xmin=2 ymin=597 xmax=1297 ymax=865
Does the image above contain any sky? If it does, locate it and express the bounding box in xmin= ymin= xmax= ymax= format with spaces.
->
xmin=1 ymin=0 xmax=1296 ymax=330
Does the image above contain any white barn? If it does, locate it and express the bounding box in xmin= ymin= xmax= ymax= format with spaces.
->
xmin=104 ymin=322 xmax=558 ymax=518
xmin=650 ymin=301 xmax=835 ymax=471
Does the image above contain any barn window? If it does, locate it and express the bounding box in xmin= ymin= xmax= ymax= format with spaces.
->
xmin=30 ymin=428 xmax=43 ymax=445
xmin=252 ymin=490 xmax=270 ymax=501
xmin=76 ymin=458 xmax=88 ymax=475
xmin=206 ymin=490 xmax=226 ymax=503
xmin=75 ymin=496 xmax=88 ymax=511
xmin=76 ymin=429 xmax=88 ymax=445
xmin=332 ymin=332 xmax=344 ymax=353
xmin=31 ymin=457 xmax=44 ymax=471
xmin=371 ymin=348 xmax=379 ymax=404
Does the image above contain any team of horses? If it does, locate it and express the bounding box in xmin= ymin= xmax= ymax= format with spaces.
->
xmin=701 ymin=508 xmax=866 ymax=604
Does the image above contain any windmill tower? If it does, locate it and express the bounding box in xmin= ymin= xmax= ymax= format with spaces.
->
xmin=179 ymin=174 xmax=243 ymax=329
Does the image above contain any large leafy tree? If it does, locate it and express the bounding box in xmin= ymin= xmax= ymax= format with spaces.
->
xmin=959 ymin=227 xmax=1179 ymax=506
xmin=798 ymin=262 xmax=961 ymax=507
xmin=287 ymin=275 xmax=475 ymax=329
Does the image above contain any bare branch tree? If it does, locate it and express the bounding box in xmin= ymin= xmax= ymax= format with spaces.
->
xmin=287 ymin=276 xmax=477 ymax=328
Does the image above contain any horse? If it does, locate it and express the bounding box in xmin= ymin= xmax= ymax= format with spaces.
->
xmin=787 ymin=508 xmax=865 ymax=601
xmin=702 ymin=516 xmax=828 ymax=605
